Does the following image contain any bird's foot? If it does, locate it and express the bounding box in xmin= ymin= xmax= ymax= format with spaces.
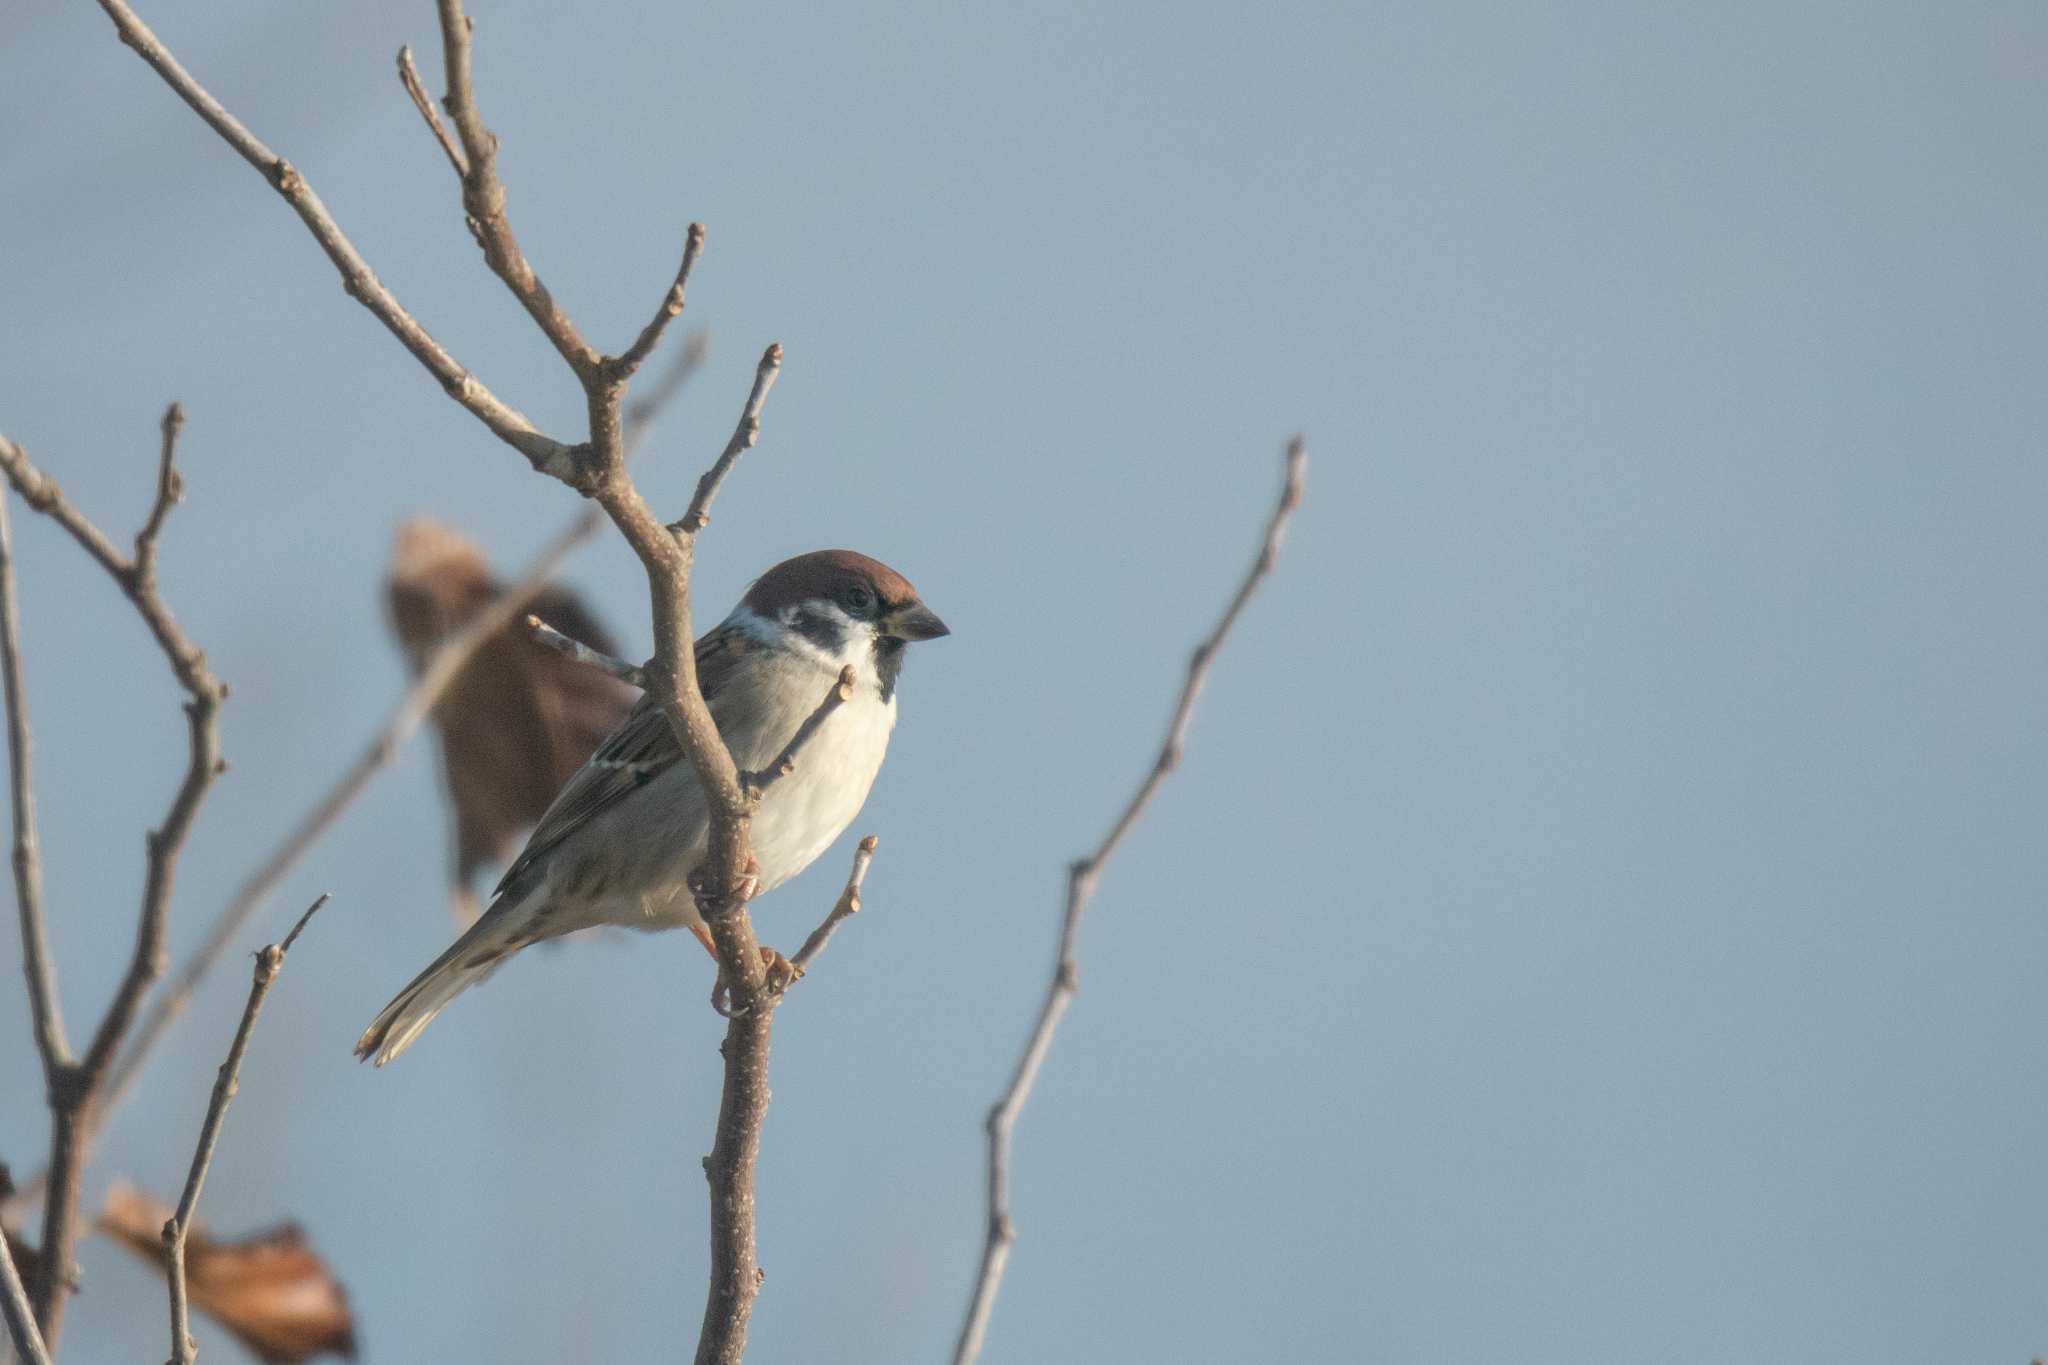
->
xmin=708 ymin=944 xmax=803 ymax=1017
xmin=760 ymin=945 xmax=803 ymax=994
xmin=688 ymin=857 xmax=761 ymax=916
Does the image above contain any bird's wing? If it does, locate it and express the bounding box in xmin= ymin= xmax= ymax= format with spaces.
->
xmin=491 ymin=622 xmax=756 ymax=898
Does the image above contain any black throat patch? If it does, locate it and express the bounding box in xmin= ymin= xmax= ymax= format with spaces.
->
xmin=871 ymin=635 xmax=905 ymax=702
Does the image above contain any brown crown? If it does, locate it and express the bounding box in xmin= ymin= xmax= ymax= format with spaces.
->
xmin=742 ymin=549 xmax=922 ymax=614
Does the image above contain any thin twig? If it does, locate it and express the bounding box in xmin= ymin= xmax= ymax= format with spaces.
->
xmin=673 ymin=344 xmax=784 ymax=534
xmin=785 ymin=835 xmax=877 ymax=978
xmin=0 ymin=1217 xmax=51 ymax=1365
xmin=0 ymin=339 xmax=707 ymax=1226
xmin=950 ymin=437 xmax=1307 ymax=1365
xmin=432 ymin=0 xmax=599 ymax=378
xmin=133 ymin=402 xmax=184 ymax=575
xmin=1 ymin=492 xmax=67 ymax=1075
xmin=163 ymin=894 xmax=328 ymax=1365
xmin=525 ymin=614 xmax=646 ymax=688
xmin=395 ymin=45 xmax=467 ymax=178
xmin=0 ymin=418 xmax=229 ymax=1353
xmin=91 ymin=0 xmax=578 ymax=481
xmin=744 ymin=666 xmax=856 ymax=798
xmin=612 ymin=223 xmax=706 ymax=380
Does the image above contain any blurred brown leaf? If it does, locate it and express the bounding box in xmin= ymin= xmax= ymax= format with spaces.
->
xmin=386 ymin=517 xmax=639 ymax=920
xmin=100 ymin=1181 xmax=356 ymax=1365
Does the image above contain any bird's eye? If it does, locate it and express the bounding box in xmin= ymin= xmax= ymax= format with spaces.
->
xmin=843 ymin=585 xmax=874 ymax=615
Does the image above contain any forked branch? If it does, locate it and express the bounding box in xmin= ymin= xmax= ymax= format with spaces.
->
xmin=164 ymin=895 xmax=328 ymax=1365
xmin=92 ymin=0 xmax=579 ymax=481
xmin=786 ymin=835 xmax=879 ymax=979
xmin=0 ymin=411 xmax=229 ymax=1352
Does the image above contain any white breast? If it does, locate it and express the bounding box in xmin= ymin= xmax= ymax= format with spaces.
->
xmin=725 ymin=647 xmax=897 ymax=896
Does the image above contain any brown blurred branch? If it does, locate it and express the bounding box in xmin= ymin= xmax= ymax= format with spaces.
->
xmin=0 ymin=506 xmax=55 ymax=1365
xmin=0 ymin=410 xmax=230 ymax=1353
xmin=525 ymin=614 xmax=646 ymax=687
xmin=164 ymin=895 xmax=328 ymax=1365
xmin=1 ymin=493 xmax=65 ymax=1091
xmin=0 ymin=1210 xmax=51 ymax=1365
xmin=950 ymin=437 xmax=1307 ymax=1365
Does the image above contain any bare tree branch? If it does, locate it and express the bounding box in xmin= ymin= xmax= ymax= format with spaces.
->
xmin=134 ymin=403 xmax=185 ymax=575
xmin=674 ymin=344 xmax=784 ymax=534
xmin=525 ymin=613 xmax=646 ymax=687
xmin=431 ymin=0 xmax=599 ymax=379
xmin=0 ymin=413 xmax=230 ymax=1352
xmin=164 ymin=894 xmax=328 ymax=1365
xmin=90 ymin=0 xmax=579 ymax=481
xmin=612 ymin=224 xmax=706 ymax=380
xmin=785 ymin=835 xmax=878 ymax=979
xmin=395 ymin=44 xmax=466 ymax=179
xmin=0 ymin=1211 xmax=52 ymax=1365
xmin=950 ymin=436 xmax=1308 ymax=1365
xmin=744 ymin=667 xmax=856 ymax=797
xmin=1 ymin=492 xmax=67 ymax=1080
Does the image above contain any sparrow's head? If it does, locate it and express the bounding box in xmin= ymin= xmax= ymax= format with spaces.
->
xmin=740 ymin=549 xmax=949 ymax=698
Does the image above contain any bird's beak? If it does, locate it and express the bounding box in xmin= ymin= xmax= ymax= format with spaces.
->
xmin=885 ymin=602 xmax=950 ymax=641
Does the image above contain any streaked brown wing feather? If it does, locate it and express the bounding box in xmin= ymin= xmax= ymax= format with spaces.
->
xmin=492 ymin=622 xmax=756 ymax=897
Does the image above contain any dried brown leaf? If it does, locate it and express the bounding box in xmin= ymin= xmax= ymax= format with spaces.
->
xmin=101 ymin=1181 xmax=357 ymax=1365
xmin=386 ymin=517 xmax=638 ymax=918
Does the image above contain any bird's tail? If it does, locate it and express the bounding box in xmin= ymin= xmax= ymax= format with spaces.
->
xmin=354 ymin=900 xmax=526 ymax=1066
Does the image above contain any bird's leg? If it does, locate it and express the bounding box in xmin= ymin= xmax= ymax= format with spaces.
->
xmin=688 ymin=921 xmax=719 ymax=959
xmin=689 ymin=924 xmax=792 ymax=984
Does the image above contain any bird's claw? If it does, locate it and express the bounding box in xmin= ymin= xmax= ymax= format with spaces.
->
xmin=689 ymin=857 xmax=761 ymax=914
xmin=707 ymin=943 xmax=801 ymax=1017
xmin=760 ymin=945 xmax=802 ymax=994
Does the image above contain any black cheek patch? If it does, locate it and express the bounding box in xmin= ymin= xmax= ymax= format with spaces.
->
xmin=790 ymin=608 xmax=848 ymax=654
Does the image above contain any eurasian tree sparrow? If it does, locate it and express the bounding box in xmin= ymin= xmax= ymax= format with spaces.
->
xmin=356 ymin=549 xmax=949 ymax=1065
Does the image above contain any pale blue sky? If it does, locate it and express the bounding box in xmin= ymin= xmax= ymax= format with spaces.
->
xmin=3 ymin=2 xmax=2045 ymax=1362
